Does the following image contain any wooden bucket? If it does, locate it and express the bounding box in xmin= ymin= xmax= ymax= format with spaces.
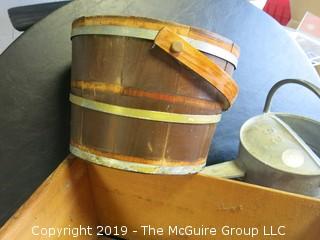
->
xmin=70 ymin=16 xmax=240 ymax=174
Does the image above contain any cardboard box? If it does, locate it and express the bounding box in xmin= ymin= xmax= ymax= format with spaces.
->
xmin=288 ymin=1 xmax=320 ymax=75
xmin=288 ymin=0 xmax=320 ymax=28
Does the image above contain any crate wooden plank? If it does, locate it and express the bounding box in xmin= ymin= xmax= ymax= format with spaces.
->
xmin=1 ymin=155 xmax=320 ymax=240
xmin=88 ymin=158 xmax=320 ymax=240
xmin=0 ymin=156 xmax=99 ymax=240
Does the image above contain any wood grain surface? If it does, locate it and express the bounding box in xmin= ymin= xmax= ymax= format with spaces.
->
xmin=2 ymin=156 xmax=319 ymax=240
xmin=0 ymin=157 xmax=99 ymax=240
xmin=155 ymin=27 xmax=239 ymax=109
xmin=88 ymin=157 xmax=320 ymax=240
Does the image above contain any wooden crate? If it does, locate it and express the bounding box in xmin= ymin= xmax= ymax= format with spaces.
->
xmin=0 ymin=155 xmax=320 ymax=239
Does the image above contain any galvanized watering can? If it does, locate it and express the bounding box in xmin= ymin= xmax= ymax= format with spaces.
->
xmin=202 ymin=79 xmax=320 ymax=197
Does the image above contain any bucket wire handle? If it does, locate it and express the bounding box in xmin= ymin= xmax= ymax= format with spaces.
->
xmin=263 ymin=79 xmax=320 ymax=113
xmin=263 ymin=79 xmax=320 ymax=168
xmin=154 ymin=27 xmax=239 ymax=111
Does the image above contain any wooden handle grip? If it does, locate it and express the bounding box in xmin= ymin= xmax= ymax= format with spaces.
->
xmin=154 ymin=27 xmax=239 ymax=110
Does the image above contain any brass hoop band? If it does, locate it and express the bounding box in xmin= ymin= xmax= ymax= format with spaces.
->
xmin=70 ymin=94 xmax=221 ymax=124
xmin=70 ymin=145 xmax=205 ymax=175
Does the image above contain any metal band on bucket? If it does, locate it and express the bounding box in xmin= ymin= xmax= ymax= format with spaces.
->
xmin=70 ymin=94 xmax=221 ymax=124
xmin=70 ymin=145 xmax=205 ymax=174
xmin=71 ymin=25 xmax=238 ymax=68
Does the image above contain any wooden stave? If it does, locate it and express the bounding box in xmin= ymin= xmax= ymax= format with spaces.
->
xmin=70 ymin=105 xmax=216 ymax=169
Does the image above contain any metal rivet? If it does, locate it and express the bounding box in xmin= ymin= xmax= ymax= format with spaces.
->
xmin=170 ymin=41 xmax=184 ymax=53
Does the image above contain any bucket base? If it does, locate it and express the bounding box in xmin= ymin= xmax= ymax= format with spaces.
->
xmin=70 ymin=145 xmax=205 ymax=175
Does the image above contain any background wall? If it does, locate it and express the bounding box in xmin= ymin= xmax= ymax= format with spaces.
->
xmin=0 ymin=0 xmax=66 ymax=53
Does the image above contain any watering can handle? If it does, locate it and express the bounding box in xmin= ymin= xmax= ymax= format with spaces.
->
xmin=154 ymin=27 xmax=239 ymax=111
xmin=263 ymin=79 xmax=320 ymax=113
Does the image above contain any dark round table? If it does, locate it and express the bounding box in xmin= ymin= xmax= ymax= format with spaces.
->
xmin=1 ymin=0 xmax=320 ymax=225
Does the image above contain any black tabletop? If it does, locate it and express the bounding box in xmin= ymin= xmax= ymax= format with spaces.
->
xmin=0 ymin=0 xmax=320 ymax=225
